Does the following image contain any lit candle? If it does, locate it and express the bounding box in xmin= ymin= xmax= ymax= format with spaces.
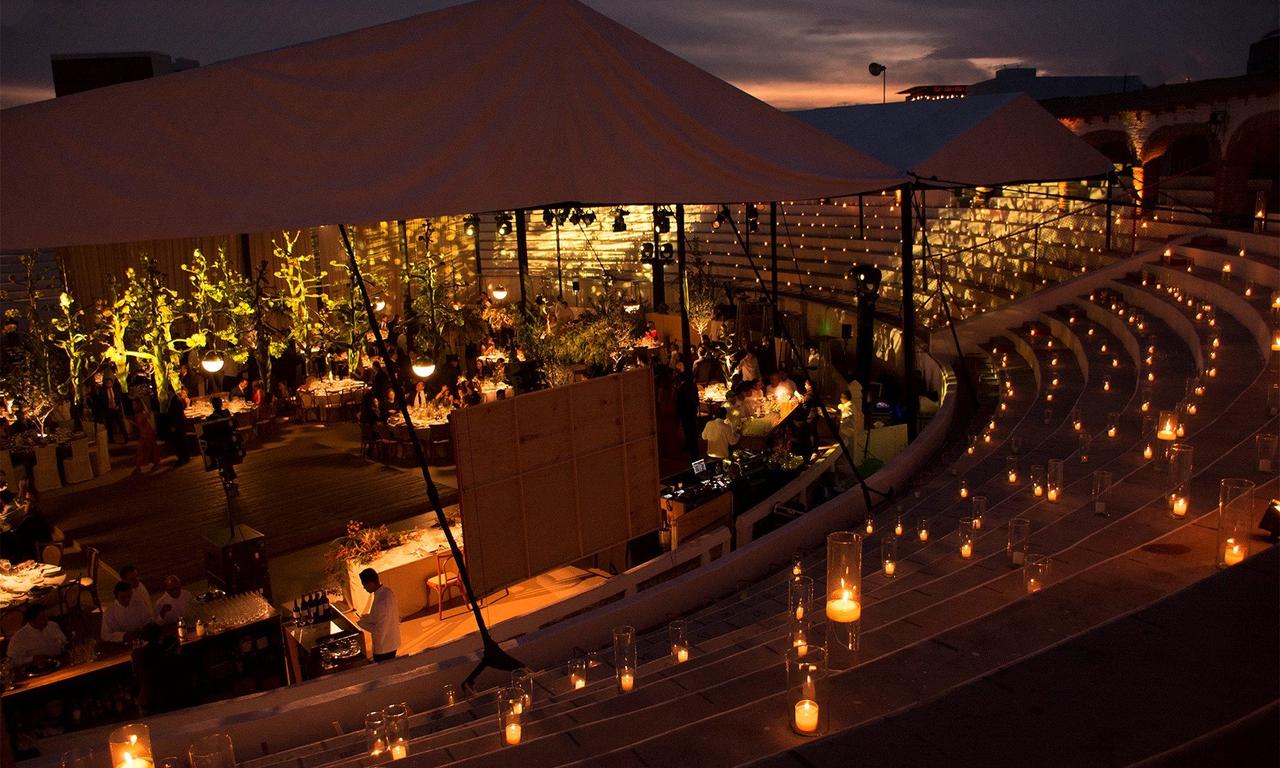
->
xmin=1143 ymin=444 xmax=1153 ymax=460
xmin=959 ymin=487 xmax=969 ymax=499
xmin=1176 ymin=424 xmax=1185 ymax=438
xmin=504 ymin=723 xmax=523 ymax=745
xmin=1157 ymin=421 xmax=1176 ymax=441
xmin=1073 ymin=420 xmax=1083 ymax=432
xmin=1223 ymin=541 xmax=1244 ymax=566
xmin=390 ymin=742 xmax=408 ymax=760
xmin=918 ymin=527 xmax=929 ymax=542
xmin=1047 ymin=487 xmax=1059 ymax=502
xmin=884 ymin=560 xmax=896 ymax=576
xmin=967 ymin=444 xmax=976 ymax=455
xmin=1026 ymin=578 xmax=1042 ymax=594
xmin=825 ymin=589 xmax=862 ymax=623
xmin=1033 ymin=484 xmax=1044 ymax=497
xmin=675 ymin=647 xmax=689 ymax=663
xmin=1207 ymin=368 xmax=1217 ymax=378
xmin=619 ymin=672 xmax=635 ymax=692
xmin=1141 ymin=400 xmax=1150 ymax=413
xmin=983 ymin=433 xmax=992 ymax=444
xmin=117 ymin=755 xmax=153 ymax=768
xmin=1172 ymin=496 xmax=1188 ymax=518
xmin=793 ymin=634 xmax=808 ymax=657
xmin=972 ymin=517 xmax=982 ymax=531
xmin=1008 ymin=470 xmax=1018 ymax=483
xmin=1107 ymin=426 xmax=1117 ymax=438
xmin=865 ymin=520 xmax=874 ymax=534
xmin=572 ymin=674 xmax=586 ymax=690
xmin=794 ymin=699 xmax=820 ymax=734
xmin=513 ymin=701 xmax=523 ymax=715
xmin=960 ymin=542 xmax=973 ymax=559
xmin=895 ymin=521 xmax=904 ymax=536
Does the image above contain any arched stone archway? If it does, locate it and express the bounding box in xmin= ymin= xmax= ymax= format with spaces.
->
xmin=1079 ymin=129 xmax=1135 ymax=166
xmin=1217 ymin=109 xmax=1279 ymax=226
xmin=1140 ymin=123 xmax=1218 ymax=215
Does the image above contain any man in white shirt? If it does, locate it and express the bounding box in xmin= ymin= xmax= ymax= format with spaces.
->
xmin=153 ymin=575 xmax=193 ymax=625
xmin=701 ymin=407 xmax=740 ymax=459
xmin=356 ymin=568 xmax=400 ymax=662
xmin=120 ymin=564 xmax=152 ymax=610
xmin=5 ymin=604 xmax=67 ymax=668
xmin=102 ymin=581 xmax=153 ymax=643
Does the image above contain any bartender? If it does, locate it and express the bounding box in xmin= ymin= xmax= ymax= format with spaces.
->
xmin=356 ymin=568 xmax=401 ymax=662
xmin=701 ymin=406 xmax=740 ymax=460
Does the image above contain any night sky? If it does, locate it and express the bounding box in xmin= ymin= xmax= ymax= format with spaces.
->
xmin=2 ymin=0 xmax=1276 ymax=110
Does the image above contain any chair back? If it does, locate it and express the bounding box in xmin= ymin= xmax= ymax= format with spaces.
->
xmin=64 ymin=437 xmax=94 ymax=484
xmin=300 ymin=392 xmax=316 ymax=409
xmin=85 ymin=546 xmax=100 ymax=582
xmin=32 ymin=444 xmax=62 ymax=491
xmin=0 ymin=608 xmax=23 ymax=637
xmin=434 ymin=548 xmax=462 ymax=580
xmin=61 ymin=581 xmax=82 ymax=614
xmin=40 ymin=543 xmax=62 ymax=566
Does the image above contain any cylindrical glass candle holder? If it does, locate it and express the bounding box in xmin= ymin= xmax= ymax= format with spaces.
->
xmin=383 ymin=703 xmax=410 ymax=760
xmin=881 ymin=536 xmax=898 ymax=578
xmin=443 ymin=683 xmax=458 ymax=706
xmin=1167 ymin=444 xmax=1193 ymax=519
xmin=1005 ymin=455 xmax=1018 ymax=484
xmin=1030 ymin=463 xmax=1045 ymax=498
xmin=1092 ymin=470 xmax=1112 ymax=516
xmin=786 ymin=646 xmax=828 ymax=736
xmin=916 ymin=517 xmax=930 ymax=543
xmin=187 ymin=735 xmax=235 ymax=768
xmin=1106 ymin=412 xmax=1119 ymax=439
xmin=789 ymin=575 xmax=813 ymax=627
xmin=669 ymin=620 xmax=690 ymax=663
xmin=365 ymin=712 xmax=387 ymax=758
xmin=613 ymin=626 xmax=636 ymax=693
xmin=1257 ymin=434 xmax=1277 ymax=473
xmin=1023 ymin=553 xmax=1051 ymax=594
xmin=825 ymin=531 xmax=863 ymax=655
xmin=971 ymin=495 xmax=987 ymax=530
xmin=1071 ymin=408 xmax=1083 ymax=431
xmin=1217 ymin=479 xmax=1255 ymax=567
xmin=511 ymin=669 xmax=533 ymax=714
xmin=1007 ymin=517 xmax=1031 ymax=567
xmin=894 ymin=514 xmax=905 ymax=537
xmin=1047 ymin=459 xmax=1063 ymax=502
xmin=957 ymin=518 xmax=975 ymax=559
xmin=864 ymin=517 xmax=875 ymax=535
xmin=958 ymin=477 xmax=969 ymax=499
xmin=498 ymin=687 xmax=525 ymax=747
xmin=790 ymin=551 xmax=804 ymax=579
xmin=1156 ymin=410 xmax=1178 ymax=442
xmin=1078 ymin=434 xmax=1092 ymax=463
xmin=109 ymin=724 xmax=153 ymax=768
xmin=568 ymin=657 xmax=588 ymax=691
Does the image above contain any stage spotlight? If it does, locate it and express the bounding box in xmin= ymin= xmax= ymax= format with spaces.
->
xmin=712 ymin=206 xmax=730 ymax=231
xmin=641 ymin=242 xmax=655 ymax=259
xmin=495 ymin=213 xmax=513 ymax=236
xmin=568 ymin=208 xmax=581 ymax=226
xmin=612 ymin=208 xmax=628 ymax=232
xmin=543 ymin=209 xmax=556 ymax=227
xmin=580 ymin=209 xmax=596 ymax=226
xmin=463 ymin=215 xmax=479 ymax=237
xmin=654 ymin=207 xmax=672 ymax=233
xmin=660 ymin=243 xmax=674 ymax=261
xmin=846 ymin=263 xmax=882 ymax=297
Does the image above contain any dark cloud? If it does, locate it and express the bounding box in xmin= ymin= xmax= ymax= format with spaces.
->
xmin=2 ymin=0 xmax=1275 ymax=109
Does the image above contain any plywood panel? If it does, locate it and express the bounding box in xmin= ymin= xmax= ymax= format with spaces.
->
xmin=453 ymin=368 xmax=660 ymax=596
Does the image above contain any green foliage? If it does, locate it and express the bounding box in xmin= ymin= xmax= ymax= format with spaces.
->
xmin=115 ymin=257 xmax=187 ymax=403
xmin=272 ymin=231 xmax=329 ymax=355
xmin=686 ymin=257 xmax=723 ymax=336
xmin=407 ymin=225 xmax=468 ymax=357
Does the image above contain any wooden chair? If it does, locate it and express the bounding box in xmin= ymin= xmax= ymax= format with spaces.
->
xmin=78 ymin=546 xmax=102 ymax=610
xmin=63 ymin=437 xmax=94 ymax=484
xmin=373 ymin=424 xmax=400 ymax=463
xmin=425 ymin=548 xmax=465 ymax=621
xmin=32 ymin=443 xmax=62 ymax=492
xmin=234 ymin=410 xmax=258 ymax=447
xmin=38 ymin=542 xmax=63 ymax=567
xmin=428 ymin=423 xmax=455 ymax=466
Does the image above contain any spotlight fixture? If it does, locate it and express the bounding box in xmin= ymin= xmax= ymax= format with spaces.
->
xmin=654 ymin=207 xmax=672 ymax=234
xmin=868 ymin=62 xmax=887 ymax=103
xmin=201 ymin=349 xmax=225 ymax=374
xmin=846 ymin=263 xmax=883 ymax=297
xmin=660 ymin=243 xmax=674 ymax=261
xmin=543 ymin=209 xmax=556 ymax=227
xmin=612 ymin=208 xmax=628 ymax=232
xmin=578 ymin=208 xmax=596 ymax=227
xmin=641 ymin=242 xmax=655 ymax=259
xmin=495 ymin=213 xmax=513 ymax=236
xmin=463 ymin=215 xmax=479 ymax=237
xmin=412 ymin=357 xmax=436 ymax=378
xmin=746 ymin=204 xmax=759 ymax=233
xmin=712 ymin=206 xmax=730 ymax=231
xmin=490 ymin=284 xmax=508 ymax=301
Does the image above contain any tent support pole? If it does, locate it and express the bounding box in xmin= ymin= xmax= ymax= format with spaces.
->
xmin=901 ymin=183 xmax=918 ymax=441
xmin=516 ymin=209 xmax=529 ymax=313
xmin=858 ymin=194 xmax=865 ymax=239
xmin=677 ymin=204 xmax=698 ymax=459
xmin=338 ymin=224 xmax=522 ymax=690
xmin=398 ymin=219 xmax=411 ymax=315
xmin=238 ymin=233 xmax=252 ymax=278
xmin=651 ymin=205 xmax=666 ymax=309
xmin=474 ymin=224 xmax=484 ymax=299
xmin=1104 ymin=170 xmax=1115 ymax=252
xmin=555 ymin=220 xmax=564 ymax=300
xmin=770 ymin=202 xmax=779 ymax=338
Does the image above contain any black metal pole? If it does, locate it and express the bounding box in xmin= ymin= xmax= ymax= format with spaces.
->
xmin=555 ymin=220 xmax=564 ymax=300
xmin=858 ymin=194 xmax=865 ymax=240
xmin=474 ymin=222 xmax=484 ymax=300
xmin=770 ymin=202 xmax=779 ymax=338
xmin=238 ymin=233 xmax=253 ymax=278
xmin=677 ymin=204 xmax=698 ymax=458
xmin=339 ymin=224 xmax=522 ymax=687
xmin=398 ymin=219 xmax=412 ymax=317
xmin=651 ymin=205 xmax=666 ymax=309
xmin=900 ymin=183 xmax=918 ymax=441
xmin=1104 ymin=170 xmax=1115 ymax=252
xmin=515 ymin=209 xmax=529 ymax=314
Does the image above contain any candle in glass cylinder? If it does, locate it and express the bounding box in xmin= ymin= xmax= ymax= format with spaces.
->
xmin=794 ymin=700 xmax=820 ymax=734
xmin=1047 ymin=487 xmax=1059 ymax=502
xmin=917 ymin=526 xmax=929 ymax=543
xmin=675 ymin=646 xmax=689 ymax=663
xmin=825 ymin=588 xmax=861 ymax=623
xmin=1143 ymin=444 xmax=1153 ymax=460
xmin=1223 ymin=540 xmax=1244 ymax=566
xmin=1026 ymin=578 xmax=1042 ymax=594
xmin=110 ymin=726 xmax=154 ymax=768
xmin=895 ymin=520 xmax=904 ymax=536
xmin=619 ymin=672 xmax=635 ymax=692
xmin=1171 ymin=496 xmax=1188 ymax=518
xmin=1157 ymin=419 xmax=1177 ymax=441
xmin=1007 ymin=469 xmax=1018 ymax=483
xmin=390 ymin=742 xmax=408 ymax=760
xmin=572 ymin=674 xmax=586 ymax=690
xmin=883 ymin=560 xmax=896 ymax=576
xmin=504 ymin=723 xmax=523 ymax=745
xmin=960 ymin=542 xmax=973 ymax=559
xmin=1033 ymin=483 xmax=1044 ymax=497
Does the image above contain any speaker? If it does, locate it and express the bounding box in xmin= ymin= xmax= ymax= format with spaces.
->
xmin=841 ymin=323 xmax=853 ymax=340
xmin=203 ymin=524 xmax=271 ymax=600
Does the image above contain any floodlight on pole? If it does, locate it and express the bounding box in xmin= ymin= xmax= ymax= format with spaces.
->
xmin=868 ymin=62 xmax=887 ymax=103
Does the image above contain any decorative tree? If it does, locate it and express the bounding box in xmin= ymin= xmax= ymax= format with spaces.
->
xmin=685 ymin=258 xmax=722 ymax=339
xmin=180 ymin=246 xmax=255 ymax=367
xmin=46 ymin=288 xmax=100 ymax=427
xmin=407 ymin=224 xmax=468 ymax=361
xmin=273 ymin=231 xmax=330 ymax=372
xmin=115 ymin=257 xmax=187 ymax=404
xmin=328 ymin=226 xmax=393 ymax=373
xmin=0 ymin=349 xmax=59 ymax=435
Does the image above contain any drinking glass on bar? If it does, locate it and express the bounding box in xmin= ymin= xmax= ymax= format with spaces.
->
xmin=1092 ymin=470 xmax=1112 ymax=516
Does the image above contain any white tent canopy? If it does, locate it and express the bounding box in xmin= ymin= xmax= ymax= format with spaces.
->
xmin=792 ymin=93 xmax=1112 ymax=188
xmin=0 ymin=0 xmax=901 ymax=250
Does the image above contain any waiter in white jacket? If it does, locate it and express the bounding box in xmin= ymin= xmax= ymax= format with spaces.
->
xmin=356 ymin=568 xmax=401 ymax=662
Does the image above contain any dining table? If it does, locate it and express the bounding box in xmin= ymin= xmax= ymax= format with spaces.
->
xmin=184 ymin=397 xmax=255 ymax=421
xmin=0 ymin=560 xmax=67 ymax=611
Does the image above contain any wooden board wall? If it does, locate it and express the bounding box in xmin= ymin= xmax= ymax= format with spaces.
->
xmin=453 ymin=367 xmax=659 ymax=596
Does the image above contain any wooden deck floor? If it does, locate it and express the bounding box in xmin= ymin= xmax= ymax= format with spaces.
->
xmin=39 ymin=421 xmax=458 ymax=591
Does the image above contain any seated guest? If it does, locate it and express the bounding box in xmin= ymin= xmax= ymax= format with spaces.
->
xmin=120 ymin=564 xmax=152 ymax=608
xmin=461 ymin=381 xmax=483 ymax=407
xmin=102 ymin=581 xmax=153 ymax=643
xmin=410 ymin=380 xmax=430 ymax=409
xmin=432 ymin=386 xmax=455 ymax=408
xmin=5 ymin=604 xmax=66 ymax=668
xmin=153 ymin=575 xmax=193 ymax=625
xmin=701 ymin=406 xmax=740 ymax=460
xmin=359 ymin=391 xmax=383 ymax=426
xmin=380 ymin=387 xmax=398 ymax=421
xmin=232 ymin=374 xmax=252 ymax=401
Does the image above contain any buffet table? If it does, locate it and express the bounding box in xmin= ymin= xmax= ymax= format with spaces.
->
xmin=341 ymin=524 xmax=464 ymax=619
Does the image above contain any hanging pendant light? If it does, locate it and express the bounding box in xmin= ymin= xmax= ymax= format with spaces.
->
xmin=490 ymin=285 xmax=508 ymax=301
xmin=201 ymin=349 xmax=225 ymax=374
xmin=412 ymin=357 xmax=436 ymax=378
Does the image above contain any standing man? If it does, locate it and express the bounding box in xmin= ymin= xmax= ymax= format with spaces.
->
xmin=701 ymin=406 xmax=740 ymax=460
xmin=166 ymin=387 xmax=191 ymax=467
xmin=356 ymin=568 xmax=400 ymax=662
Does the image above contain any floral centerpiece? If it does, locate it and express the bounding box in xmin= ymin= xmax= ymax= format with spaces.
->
xmin=324 ymin=520 xmax=409 ymax=589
